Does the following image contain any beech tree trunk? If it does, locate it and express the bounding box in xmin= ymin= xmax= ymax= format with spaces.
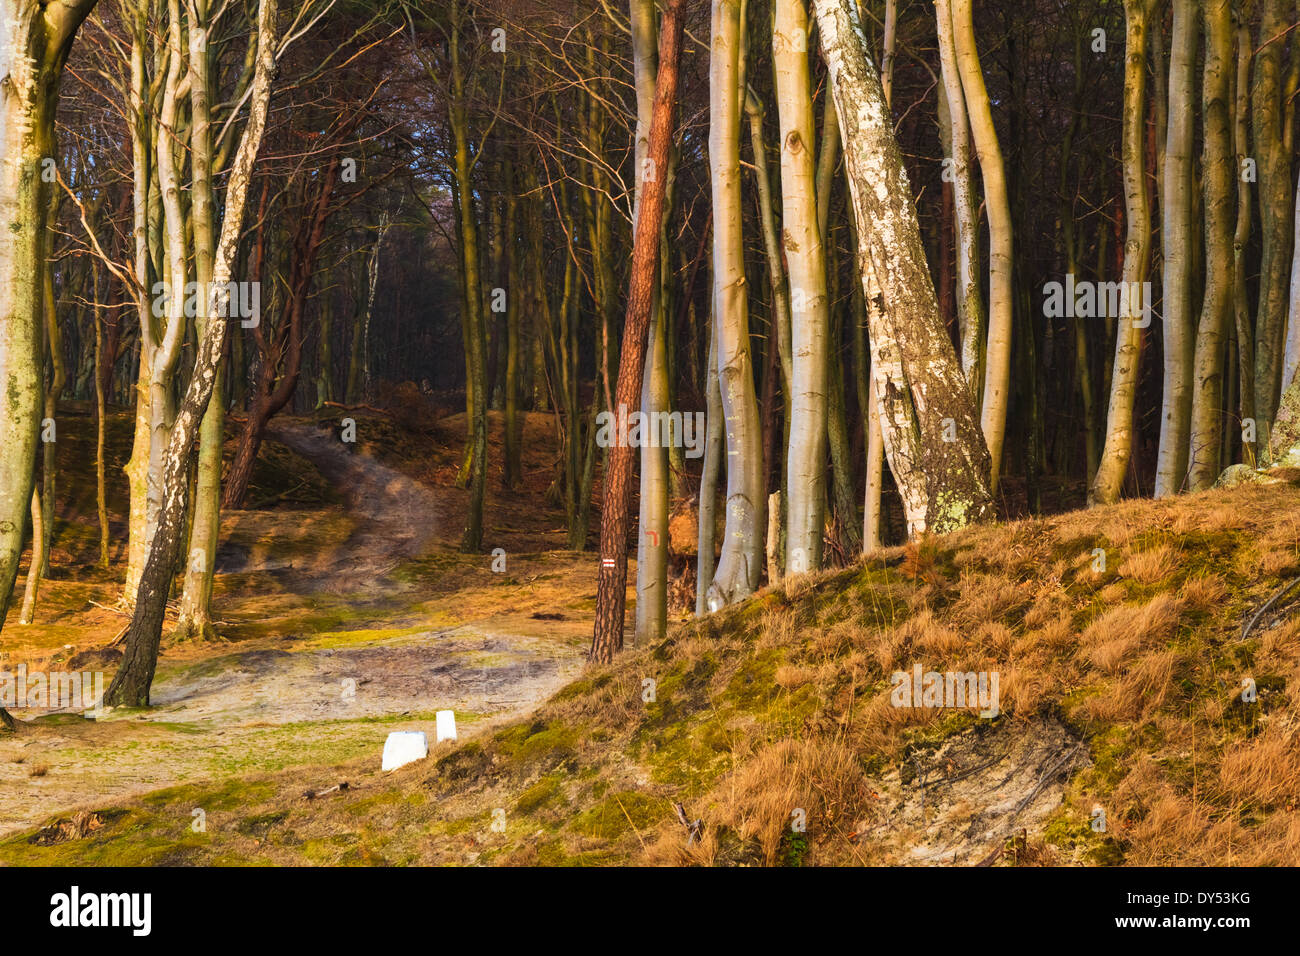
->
xmin=776 ymin=0 xmax=828 ymax=574
xmin=705 ymin=0 xmax=765 ymax=610
xmin=1092 ymin=0 xmax=1153 ymax=505
xmin=1154 ymin=0 xmax=1197 ymax=496
xmin=0 ymin=0 xmax=99 ymax=649
xmin=1188 ymin=0 xmax=1234 ymax=490
xmin=951 ymin=0 xmax=1013 ymax=490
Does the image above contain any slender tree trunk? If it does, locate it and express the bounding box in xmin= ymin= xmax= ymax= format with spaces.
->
xmin=1154 ymin=0 xmax=1197 ymax=496
xmin=1252 ymin=0 xmax=1294 ymax=436
xmin=936 ymin=0 xmax=983 ymax=388
xmin=106 ymin=0 xmax=279 ymax=707
xmin=1188 ymin=0 xmax=1234 ymax=490
xmin=178 ymin=0 xmax=222 ymax=639
xmin=706 ymin=0 xmax=765 ymax=610
xmin=951 ymin=0 xmax=1014 ymax=491
xmin=1093 ymin=0 xmax=1153 ymax=505
xmin=812 ymin=0 xmax=993 ymax=535
xmin=696 ymin=304 xmax=723 ymax=616
xmin=775 ymin=0 xmax=828 ymax=574
xmin=589 ymin=0 xmax=684 ymax=664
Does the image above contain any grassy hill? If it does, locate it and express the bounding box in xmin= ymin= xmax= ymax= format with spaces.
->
xmin=5 ymin=480 xmax=1300 ymax=866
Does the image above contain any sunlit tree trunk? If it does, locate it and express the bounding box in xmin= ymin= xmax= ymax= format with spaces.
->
xmin=589 ymin=0 xmax=684 ymax=664
xmin=951 ymin=0 xmax=1013 ymax=491
xmin=0 ymin=0 xmax=99 ymax=647
xmin=107 ymin=0 xmax=279 ymax=706
xmin=705 ymin=0 xmax=765 ymax=610
xmin=1154 ymin=0 xmax=1196 ymax=496
xmin=1188 ymin=0 xmax=1234 ymax=490
xmin=813 ymin=0 xmax=992 ymax=535
xmin=935 ymin=0 xmax=982 ymax=388
xmin=1232 ymin=20 xmax=1255 ymax=465
xmin=775 ymin=0 xmax=827 ymax=574
xmin=1093 ymin=0 xmax=1153 ymax=505
xmin=177 ymin=0 xmax=222 ymax=639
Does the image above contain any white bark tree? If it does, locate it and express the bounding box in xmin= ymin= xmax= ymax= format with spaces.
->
xmin=812 ymin=0 xmax=992 ymax=535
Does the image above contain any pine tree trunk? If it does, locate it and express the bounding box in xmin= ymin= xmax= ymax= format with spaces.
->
xmin=589 ymin=0 xmax=684 ymax=664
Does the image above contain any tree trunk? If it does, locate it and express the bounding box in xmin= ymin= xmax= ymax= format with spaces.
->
xmin=0 ymin=0 xmax=98 ymax=644
xmin=706 ymin=0 xmax=765 ymax=611
xmin=696 ymin=304 xmax=723 ymax=616
xmin=812 ymin=0 xmax=993 ymax=535
xmin=951 ymin=0 xmax=1013 ymax=491
xmin=106 ymin=0 xmax=279 ymax=707
xmin=589 ymin=0 xmax=684 ymax=665
xmin=1154 ymin=0 xmax=1197 ymax=496
xmin=936 ymin=0 xmax=983 ymax=388
xmin=1093 ymin=0 xmax=1153 ymax=505
xmin=776 ymin=0 xmax=829 ymax=574
xmin=1187 ymin=0 xmax=1234 ymax=490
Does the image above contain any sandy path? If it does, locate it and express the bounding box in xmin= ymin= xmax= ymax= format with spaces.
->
xmin=0 ymin=427 xmax=583 ymax=838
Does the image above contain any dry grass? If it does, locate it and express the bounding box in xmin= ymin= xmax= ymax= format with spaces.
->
xmin=13 ymin=480 xmax=1300 ymax=867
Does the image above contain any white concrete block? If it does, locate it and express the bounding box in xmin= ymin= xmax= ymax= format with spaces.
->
xmin=436 ymin=710 xmax=457 ymax=743
xmin=382 ymin=731 xmax=428 ymax=771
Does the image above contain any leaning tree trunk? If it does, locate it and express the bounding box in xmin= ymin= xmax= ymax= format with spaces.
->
xmin=1187 ymin=0 xmax=1234 ymax=491
xmin=812 ymin=0 xmax=993 ymax=535
xmin=705 ymin=0 xmax=765 ymax=611
xmin=1092 ymin=0 xmax=1153 ymax=506
xmin=589 ymin=0 xmax=684 ymax=665
xmin=106 ymin=0 xmax=279 ymax=707
xmin=1154 ymin=0 xmax=1197 ymax=496
xmin=776 ymin=0 xmax=829 ymax=575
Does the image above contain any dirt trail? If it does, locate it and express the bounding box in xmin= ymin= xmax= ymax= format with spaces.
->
xmin=0 ymin=426 xmax=584 ymax=838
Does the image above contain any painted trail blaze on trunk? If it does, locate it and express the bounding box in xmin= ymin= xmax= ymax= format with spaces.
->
xmin=812 ymin=0 xmax=992 ymax=535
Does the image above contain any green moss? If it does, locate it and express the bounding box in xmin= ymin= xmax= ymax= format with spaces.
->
xmin=570 ymin=791 xmax=667 ymax=841
xmin=515 ymin=774 xmax=566 ymax=815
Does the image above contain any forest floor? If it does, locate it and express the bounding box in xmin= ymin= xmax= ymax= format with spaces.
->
xmin=5 ymin=398 xmax=1300 ymax=866
xmin=0 ymin=402 xmax=607 ymax=838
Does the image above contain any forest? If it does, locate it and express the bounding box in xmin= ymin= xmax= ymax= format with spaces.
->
xmin=0 ymin=0 xmax=1299 ymax=875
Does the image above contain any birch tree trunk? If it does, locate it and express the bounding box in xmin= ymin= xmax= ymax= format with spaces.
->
xmin=1092 ymin=0 xmax=1153 ymax=506
xmin=776 ymin=0 xmax=828 ymax=574
xmin=1187 ymin=0 xmax=1234 ymax=490
xmin=951 ymin=0 xmax=1013 ymax=491
xmin=705 ymin=0 xmax=765 ymax=610
xmin=1154 ymin=0 xmax=1197 ymax=496
xmin=0 ymin=0 xmax=99 ymax=639
xmin=812 ymin=0 xmax=993 ymax=535
xmin=106 ymin=0 xmax=279 ymax=707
